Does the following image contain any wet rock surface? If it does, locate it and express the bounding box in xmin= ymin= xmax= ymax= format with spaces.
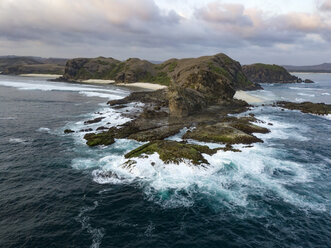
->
xmin=83 ymin=87 xmax=271 ymax=166
xmin=84 ymin=117 xmax=105 ymax=125
xmin=276 ymin=101 xmax=331 ymax=115
xmin=64 ymin=129 xmax=74 ymax=134
xmin=124 ymin=140 xmax=218 ymax=166
xmin=183 ymin=117 xmax=269 ymax=145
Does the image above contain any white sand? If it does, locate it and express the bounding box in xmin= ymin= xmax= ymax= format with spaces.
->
xmin=116 ymin=82 xmax=167 ymax=91
xmin=81 ymin=79 xmax=115 ymax=84
xmin=234 ymin=90 xmax=264 ymax=104
xmin=19 ymin=74 xmax=61 ymax=78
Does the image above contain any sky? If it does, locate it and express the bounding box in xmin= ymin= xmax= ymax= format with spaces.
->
xmin=0 ymin=0 xmax=331 ymax=65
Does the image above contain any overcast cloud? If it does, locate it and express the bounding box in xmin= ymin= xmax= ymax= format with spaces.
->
xmin=0 ymin=0 xmax=330 ymax=65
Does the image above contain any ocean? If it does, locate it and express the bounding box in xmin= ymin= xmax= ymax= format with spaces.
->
xmin=0 ymin=73 xmax=330 ymax=248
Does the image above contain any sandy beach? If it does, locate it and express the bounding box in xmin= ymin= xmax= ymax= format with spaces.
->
xmin=234 ymin=90 xmax=265 ymax=104
xmin=19 ymin=74 xmax=61 ymax=78
xmin=116 ymin=82 xmax=167 ymax=91
xmin=81 ymin=79 xmax=115 ymax=84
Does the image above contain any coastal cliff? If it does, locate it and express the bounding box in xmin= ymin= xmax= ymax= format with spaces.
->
xmin=242 ymin=63 xmax=301 ymax=84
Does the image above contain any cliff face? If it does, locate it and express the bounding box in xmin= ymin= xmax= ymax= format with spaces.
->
xmin=164 ymin=53 xmax=258 ymax=116
xmin=242 ymin=63 xmax=300 ymax=83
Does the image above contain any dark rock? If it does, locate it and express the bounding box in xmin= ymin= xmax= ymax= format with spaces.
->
xmin=64 ymin=129 xmax=74 ymax=134
xmin=276 ymin=101 xmax=331 ymax=115
xmin=84 ymin=117 xmax=105 ymax=125
xmin=96 ymin=126 xmax=109 ymax=131
xmin=84 ymin=132 xmax=115 ymax=146
xmin=79 ymin=128 xmax=93 ymax=132
xmin=304 ymin=79 xmax=314 ymax=83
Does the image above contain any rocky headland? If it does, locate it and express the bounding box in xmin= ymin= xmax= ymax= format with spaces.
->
xmin=61 ymin=53 xmax=330 ymax=167
xmin=61 ymin=53 xmax=272 ymax=166
xmin=243 ymin=63 xmax=313 ymax=84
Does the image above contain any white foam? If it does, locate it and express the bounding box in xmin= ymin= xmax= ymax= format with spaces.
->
xmin=297 ymin=93 xmax=315 ymax=97
xmin=254 ymin=114 xmax=309 ymax=141
xmin=79 ymin=91 xmax=123 ymax=99
xmin=9 ymin=138 xmax=28 ymax=144
xmin=289 ymin=87 xmax=323 ymax=91
xmin=0 ymin=79 xmax=129 ymax=100
xmin=0 ymin=116 xmax=16 ymax=120
xmin=37 ymin=127 xmax=51 ymax=133
xmin=295 ymin=97 xmax=304 ymax=102
xmin=76 ymin=201 xmax=104 ymax=248
xmin=322 ymin=92 xmax=330 ymax=96
xmin=69 ymin=102 xmax=324 ymax=212
xmin=85 ymin=141 xmax=323 ymax=211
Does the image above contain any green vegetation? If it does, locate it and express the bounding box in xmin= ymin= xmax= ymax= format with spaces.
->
xmin=84 ymin=132 xmax=115 ymax=146
xmin=150 ymin=72 xmax=171 ymax=86
xmin=183 ymin=122 xmax=265 ymax=145
xmin=168 ymin=61 xmax=177 ymax=72
xmin=107 ymin=62 xmax=125 ymax=78
xmin=252 ymin=63 xmax=286 ymax=72
xmin=125 ymin=140 xmax=217 ymax=165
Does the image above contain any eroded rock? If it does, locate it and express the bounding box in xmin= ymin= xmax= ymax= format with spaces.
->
xmin=276 ymin=101 xmax=331 ymax=115
xmin=125 ymin=140 xmax=218 ymax=165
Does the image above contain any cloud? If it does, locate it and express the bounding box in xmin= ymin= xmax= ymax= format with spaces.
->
xmin=319 ymin=0 xmax=331 ymax=11
xmin=0 ymin=0 xmax=330 ymax=64
xmin=196 ymin=2 xmax=252 ymax=26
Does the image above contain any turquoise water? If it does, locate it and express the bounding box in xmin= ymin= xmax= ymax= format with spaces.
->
xmin=0 ymin=75 xmax=330 ymax=247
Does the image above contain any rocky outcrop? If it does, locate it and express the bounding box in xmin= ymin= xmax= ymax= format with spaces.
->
xmin=276 ymin=101 xmax=331 ymax=115
xmin=124 ymin=140 xmax=218 ymax=166
xmin=304 ymin=79 xmax=314 ymax=84
xmin=182 ymin=116 xmax=269 ymax=145
xmin=242 ymin=63 xmax=301 ymax=84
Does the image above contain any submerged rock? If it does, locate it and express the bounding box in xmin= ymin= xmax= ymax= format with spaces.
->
xmin=276 ymin=101 xmax=331 ymax=115
xmin=304 ymin=79 xmax=314 ymax=83
xmin=79 ymin=128 xmax=93 ymax=132
xmin=125 ymin=140 xmax=218 ymax=165
xmin=64 ymin=129 xmax=74 ymax=134
xmin=84 ymin=117 xmax=105 ymax=125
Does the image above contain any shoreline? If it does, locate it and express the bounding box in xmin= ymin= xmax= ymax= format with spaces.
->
xmin=19 ymin=73 xmax=62 ymax=78
xmin=116 ymin=82 xmax=167 ymax=91
xmin=234 ymin=90 xmax=265 ymax=104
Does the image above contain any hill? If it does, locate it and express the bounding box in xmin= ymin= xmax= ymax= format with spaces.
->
xmin=0 ymin=56 xmax=67 ymax=75
xmin=61 ymin=53 xmax=261 ymax=91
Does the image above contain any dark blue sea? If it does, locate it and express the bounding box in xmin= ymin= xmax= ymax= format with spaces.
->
xmin=0 ymin=74 xmax=330 ymax=248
